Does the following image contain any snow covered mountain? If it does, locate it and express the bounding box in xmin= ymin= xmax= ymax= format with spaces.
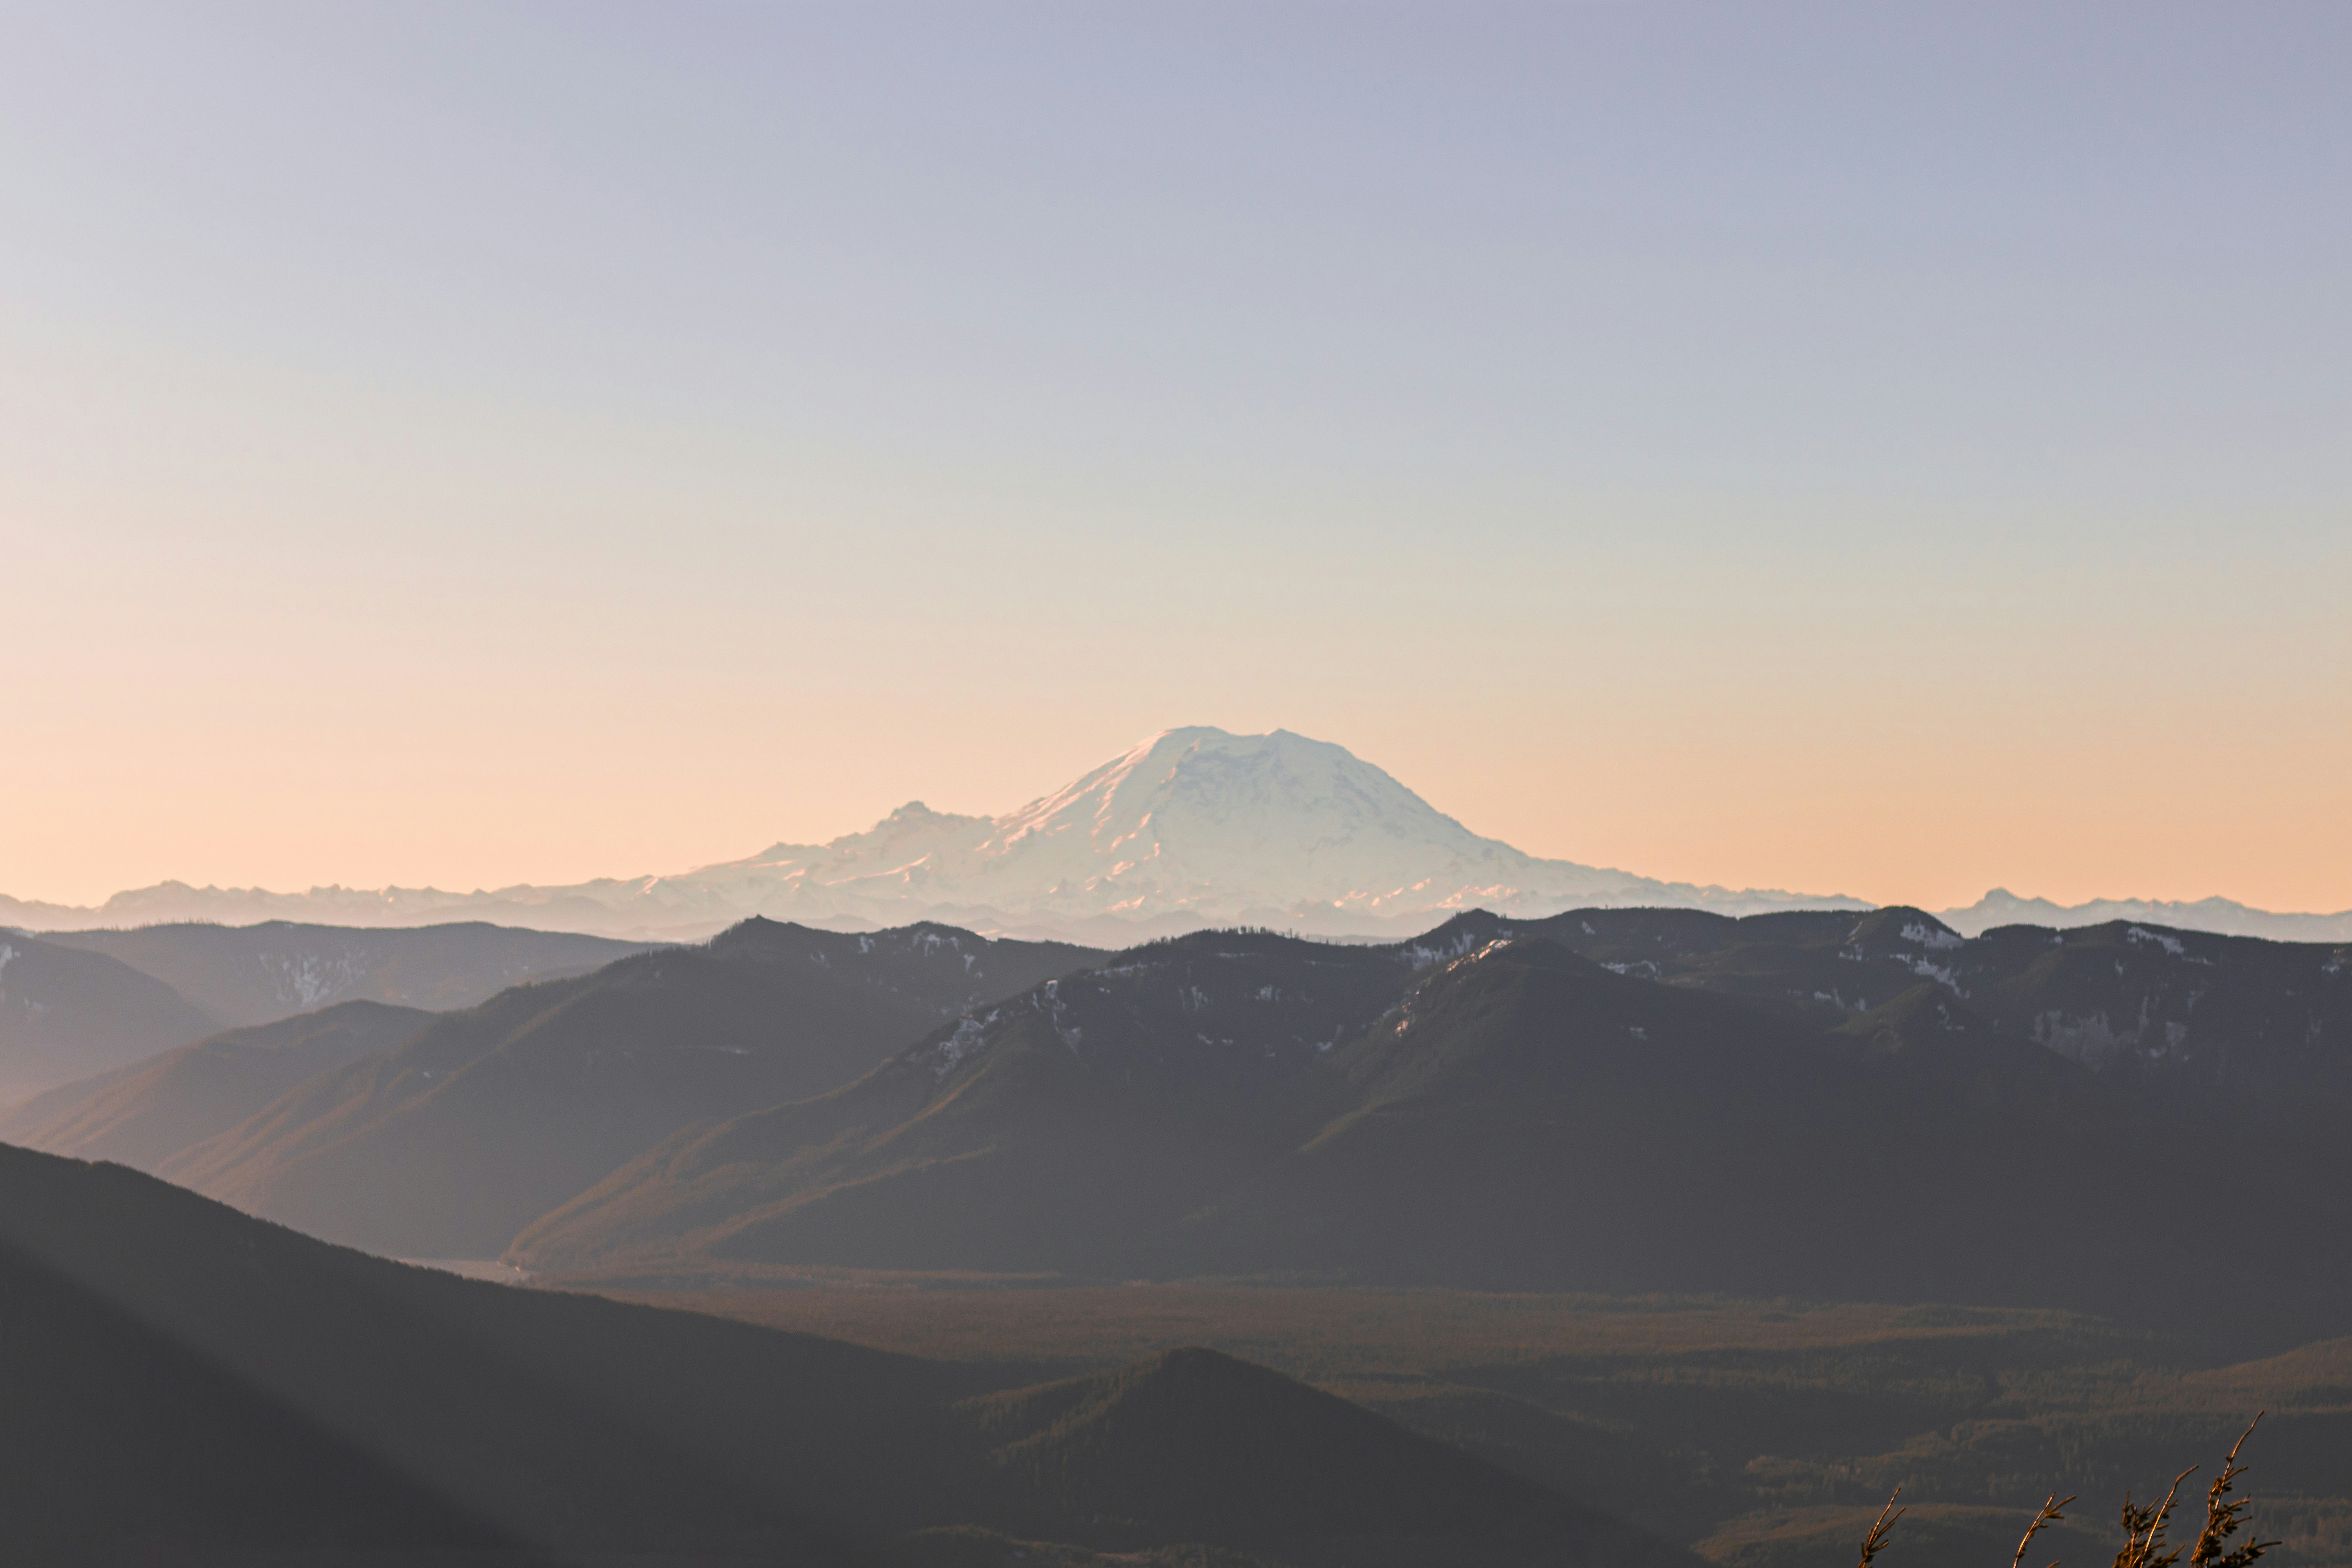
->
xmin=648 ymin=727 xmax=1863 ymax=938
xmin=2 ymin=728 xmax=1860 ymax=942
xmin=13 ymin=726 xmax=2341 ymax=945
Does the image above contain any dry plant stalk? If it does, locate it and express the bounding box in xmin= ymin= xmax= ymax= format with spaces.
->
xmin=1857 ymin=1486 xmax=1905 ymax=1568
xmin=1845 ymin=1415 xmax=2277 ymax=1568
xmin=2012 ymin=1491 xmax=2076 ymax=1568
xmin=2189 ymin=1416 xmax=2280 ymax=1568
xmin=2112 ymin=1465 xmax=2195 ymax=1568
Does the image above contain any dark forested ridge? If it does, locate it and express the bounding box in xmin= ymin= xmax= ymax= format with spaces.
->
xmin=515 ymin=911 xmax=2352 ymax=1350
xmin=0 ymin=1141 xmax=1680 ymax=1566
xmin=0 ymin=918 xmax=655 ymax=1106
xmin=1511 ymin=904 xmax=2352 ymax=1120
xmin=0 ymin=998 xmax=434 ymax=1170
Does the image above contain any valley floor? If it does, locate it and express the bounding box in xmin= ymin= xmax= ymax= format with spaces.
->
xmin=568 ymin=1276 xmax=2352 ymax=1568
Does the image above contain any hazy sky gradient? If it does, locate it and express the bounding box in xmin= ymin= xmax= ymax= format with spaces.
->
xmin=4 ymin=2 xmax=2347 ymax=911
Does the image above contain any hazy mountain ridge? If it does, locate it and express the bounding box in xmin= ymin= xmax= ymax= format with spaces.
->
xmin=0 ymin=1000 xmax=435 ymax=1172
xmin=0 ymin=921 xmax=659 ymax=1112
xmin=1937 ymin=886 xmax=2352 ymax=942
xmin=153 ymin=920 xmax=1100 ymax=1258
xmin=38 ymin=920 xmax=655 ymax=1027
xmin=0 ymin=929 xmax=219 ymax=1099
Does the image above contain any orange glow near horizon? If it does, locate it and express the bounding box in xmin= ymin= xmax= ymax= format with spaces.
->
xmin=3 ymin=7 xmax=2346 ymax=919
xmin=5 ymin=567 xmax=2347 ymax=916
xmin=3 ymin=445 xmax=2347 ymax=915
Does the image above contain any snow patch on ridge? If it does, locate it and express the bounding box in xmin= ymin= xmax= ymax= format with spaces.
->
xmin=933 ymin=1016 xmax=991 ymax=1079
xmin=1900 ymin=921 xmax=1962 ymax=951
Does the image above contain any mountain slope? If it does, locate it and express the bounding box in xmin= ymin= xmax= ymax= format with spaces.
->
xmin=1249 ymin=936 xmax=2348 ymax=1343
xmin=1236 ymin=941 xmax=2085 ymax=1297
xmin=172 ymin=920 xmax=1098 ymax=1256
xmin=41 ymin=919 xmax=653 ymax=1027
xmin=510 ymin=925 xmax=1446 ymax=1276
xmin=0 ymin=1140 xmax=1672 ymax=1566
xmin=0 ymin=1140 xmax=926 ymax=1563
xmin=518 ymin=923 xmax=2352 ymax=1347
xmin=0 ymin=928 xmax=219 ymax=1099
xmin=0 ymin=999 xmax=433 ymax=1171
xmin=1502 ymin=905 xmax=2352 ymax=1121
xmin=607 ymin=727 xmax=1865 ymax=937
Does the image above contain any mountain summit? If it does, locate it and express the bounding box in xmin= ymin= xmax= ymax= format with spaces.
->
xmin=595 ymin=727 xmax=1862 ymax=940
xmin=5 ymin=728 xmax=1858 ymax=942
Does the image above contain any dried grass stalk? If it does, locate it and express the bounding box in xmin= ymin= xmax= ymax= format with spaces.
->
xmin=1856 ymin=1487 xmax=1906 ymax=1568
xmin=1840 ymin=1412 xmax=2278 ymax=1567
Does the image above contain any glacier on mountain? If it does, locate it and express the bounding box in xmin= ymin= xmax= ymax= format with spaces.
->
xmin=603 ymin=727 xmax=1867 ymax=939
xmin=10 ymin=727 xmax=2345 ymax=946
xmin=1 ymin=728 xmax=1861 ymax=941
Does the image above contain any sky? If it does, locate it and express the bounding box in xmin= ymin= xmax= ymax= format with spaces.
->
xmin=3 ymin=1 xmax=2347 ymax=914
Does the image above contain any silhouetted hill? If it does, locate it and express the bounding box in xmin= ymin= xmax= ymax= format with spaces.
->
xmin=962 ymin=1346 xmax=1693 ymax=1567
xmin=520 ymin=922 xmax=2352 ymax=1347
xmin=42 ymin=919 xmax=655 ymax=1027
xmin=0 ymin=1140 xmax=918 ymax=1563
xmin=170 ymin=920 xmax=1099 ymax=1256
xmin=0 ymin=1141 xmax=1666 ymax=1565
xmin=0 ymin=927 xmax=218 ymax=1099
xmin=0 ymin=999 xmax=433 ymax=1171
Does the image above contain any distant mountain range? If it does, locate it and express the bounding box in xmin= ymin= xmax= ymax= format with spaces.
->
xmin=7 ymin=728 xmax=2339 ymax=945
xmin=1935 ymin=886 xmax=2352 ymax=942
